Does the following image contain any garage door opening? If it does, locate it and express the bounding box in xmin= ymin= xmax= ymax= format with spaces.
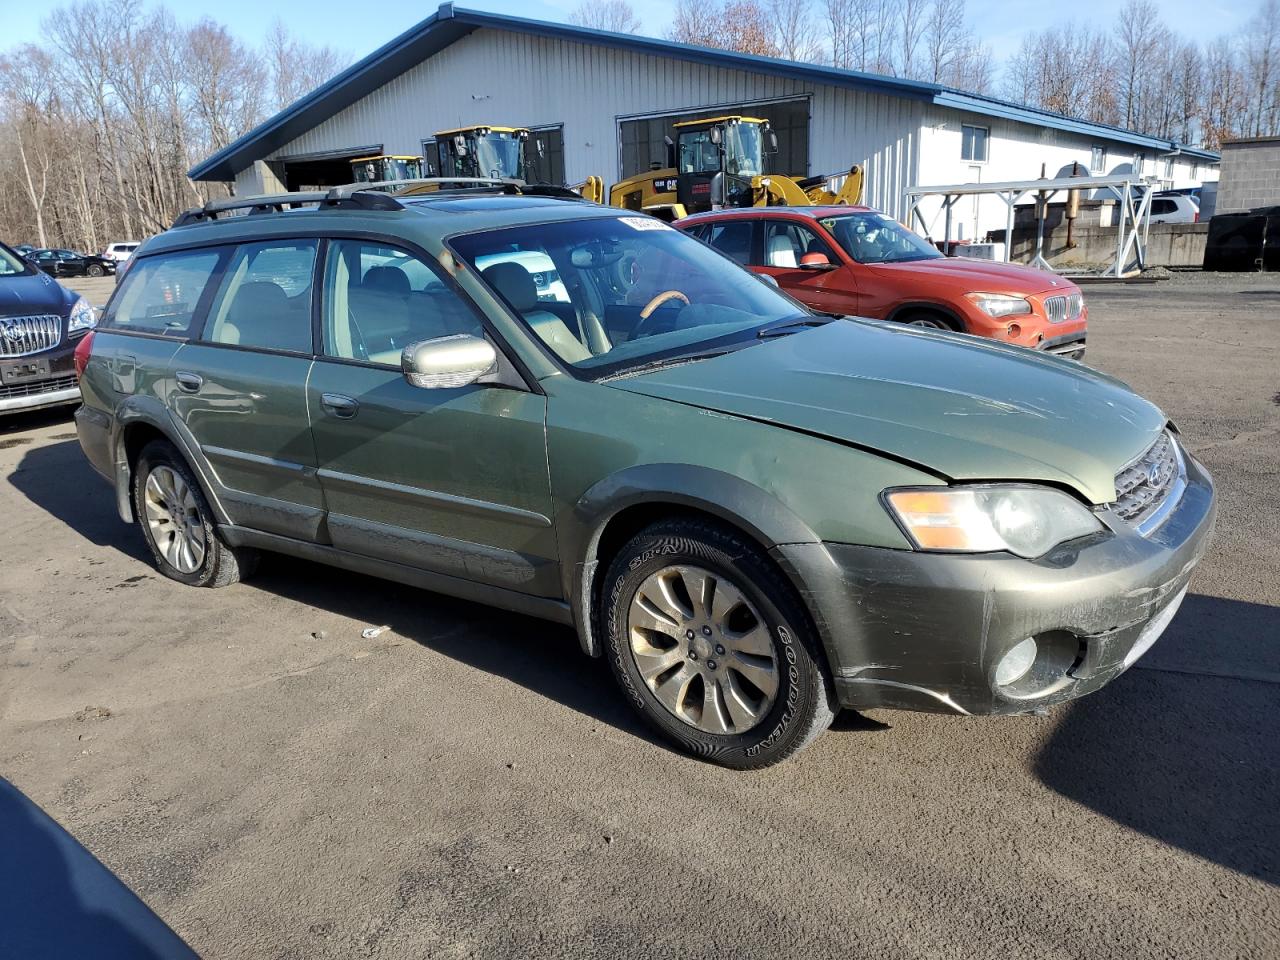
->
xmin=619 ymin=99 xmax=810 ymax=181
xmin=276 ymin=145 xmax=386 ymax=190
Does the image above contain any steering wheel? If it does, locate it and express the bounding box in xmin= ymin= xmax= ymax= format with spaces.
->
xmin=639 ymin=290 xmax=689 ymax=320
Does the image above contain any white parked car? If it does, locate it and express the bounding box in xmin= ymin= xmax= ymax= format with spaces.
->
xmin=101 ymin=241 xmax=140 ymax=264
xmin=1149 ymin=195 xmax=1199 ymax=224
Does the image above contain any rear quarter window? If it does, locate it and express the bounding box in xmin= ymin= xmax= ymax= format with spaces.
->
xmin=103 ymin=248 xmax=227 ymax=337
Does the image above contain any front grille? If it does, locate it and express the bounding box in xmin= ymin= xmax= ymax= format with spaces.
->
xmin=1044 ymin=293 xmax=1083 ymax=324
xmin=1110 ymin=431 xmax=1182 ymax=530
xmin=0 ymin=314 xmax=62 ymax=358
xmin=0 ymin=374 xmax=77 ymax=400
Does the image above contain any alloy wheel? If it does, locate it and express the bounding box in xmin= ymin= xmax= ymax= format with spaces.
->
xmin=626 ymin=564 xmax=779 ymax=735
xmin=143 ymin=465 xmax=206 ymax=574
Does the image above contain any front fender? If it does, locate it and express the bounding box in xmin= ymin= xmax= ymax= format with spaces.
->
xmin=559 ymin=463 xmax=823 ymax=656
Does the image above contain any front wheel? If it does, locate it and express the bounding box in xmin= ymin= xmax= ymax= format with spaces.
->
xmin=602 ymin=519 xmax=835 ymax=768
xmin=899 ymin=310 xmax=955 ymax=330
xmin=132 ymin=440 xmax=257 ymax=588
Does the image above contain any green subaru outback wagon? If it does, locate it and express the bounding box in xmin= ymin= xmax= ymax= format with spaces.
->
xmin=75 ymin=186 xmax=1216 ymax=768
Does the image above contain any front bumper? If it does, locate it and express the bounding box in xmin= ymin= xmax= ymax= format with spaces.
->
xmin=0 ymin=340 xmax=80 ymax=414
xmin=775 ymin=451 xmax=1216 ymax=716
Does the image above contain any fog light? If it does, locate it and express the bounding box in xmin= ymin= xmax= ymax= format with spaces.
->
xmin=1007 ymin=322 xmax=1021 ymax=338
xmin=995 ymin=637 xmax=1038 ymax=686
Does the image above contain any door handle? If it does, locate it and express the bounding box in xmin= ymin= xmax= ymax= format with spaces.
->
xmin=321 ymin=393 xmax=359 ymax=419
xmin=175 ymin=371 xmax=203 ymax=393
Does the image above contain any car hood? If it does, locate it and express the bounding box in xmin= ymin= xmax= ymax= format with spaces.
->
xmin=612 ymin=320 xmax=1165 ymax=504
xmin=0 ymin=270 xmax=74 ymax=317
xmin=867 ymin=256 xmax=1075 ymax=294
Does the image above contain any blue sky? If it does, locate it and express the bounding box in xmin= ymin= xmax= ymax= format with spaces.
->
xmin=0 ymin=0 xmax=1255 ymax=68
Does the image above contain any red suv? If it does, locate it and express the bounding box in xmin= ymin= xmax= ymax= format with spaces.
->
xmin=676 ymin=207 xmax=1087 ymax=359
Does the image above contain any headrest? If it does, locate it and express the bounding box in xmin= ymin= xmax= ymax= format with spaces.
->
xmin=481 ymin=262 xmax=538 ymax=312
xmin=362 ymin=266 xmax=410 ymax=297
xmin=229 ymin=281 xmax=287 ymax=319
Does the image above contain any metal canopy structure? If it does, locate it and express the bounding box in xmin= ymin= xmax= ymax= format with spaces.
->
xmin=904 ymin=174 xmax=1158 ymax=277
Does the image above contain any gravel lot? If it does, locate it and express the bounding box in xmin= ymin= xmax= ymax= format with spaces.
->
xmin=2 ymin=273 xmax=1278 ymax=959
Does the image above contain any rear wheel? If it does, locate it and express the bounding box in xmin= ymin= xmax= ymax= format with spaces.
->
xmin=602 ymin=518 xmax=835 ymax=768
xmin=87 ymin=263 xmax=105 ymax=277
xmin=132 ymin=440 xmax=256 ymax=587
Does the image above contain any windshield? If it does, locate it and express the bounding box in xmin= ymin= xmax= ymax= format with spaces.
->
xmin=0 ymin=244 xmax=32 ymax=276
xmin=475 ymin=133 xmax=523 ymax=179
xmin=820 ymin=212 xmax=944 ymax=265
xmin=726 ymin=123 xmax=763 ymax=176
xmin=452 ymin=216 xmax=806 ymax=376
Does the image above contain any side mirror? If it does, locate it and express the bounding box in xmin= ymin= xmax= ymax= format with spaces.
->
xmin=757 ymin=273 xmax=780 ymax=288
xmin=799 ymin=252 xmax=836 ymax=270
xmin=453 ymin=134 xmax=467 ymax=156
xmin=536 ymin=138 xmax=546 ymax=158
xmin=709 ymin=172 xmax=725 ymax=208
xmin=767 ymin=131 xmax=779 ymax=153
xmin=710 ymin=126 xmax=722 ymax=145
xmin=401 ymin=334 xmax=497 ymax=389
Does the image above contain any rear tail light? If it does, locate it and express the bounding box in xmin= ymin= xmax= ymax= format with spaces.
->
xmin=1194 ymin=212 xmax=1200 ymax=223
xmin=74 ymin=330 xmax=95 ymax=380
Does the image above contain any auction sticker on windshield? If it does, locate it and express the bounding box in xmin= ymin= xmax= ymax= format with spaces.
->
xmin=619 ymin=217 xmax=672 ymax=231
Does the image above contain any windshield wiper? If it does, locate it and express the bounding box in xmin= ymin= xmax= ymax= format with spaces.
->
xmin=756 ymin=315 xmax=833 ymax=339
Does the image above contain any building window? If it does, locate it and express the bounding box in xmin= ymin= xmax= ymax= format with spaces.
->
xmin=1133 ymin=151 xmax=1145 ymax=174
xmin=1163 ymin=156 xmax=1174 ymax=179
xmin=961 ymin=124 xmax=988 ymax=163
xmin=1090 ymin=145 xmax=1106 ymax=173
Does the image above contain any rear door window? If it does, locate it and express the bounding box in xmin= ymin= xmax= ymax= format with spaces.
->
xmin=203 ymin=240 xmax=318 ymax=354
xmin=103 ymin=248 xmax=228 ymax=337
xmin=703 ymin=221 xmax=754 ymax=265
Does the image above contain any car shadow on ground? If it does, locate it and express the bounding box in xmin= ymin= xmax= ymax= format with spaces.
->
xmin=1034 ymin=593 xmax=1280 ymax=886
xmin=0 ymin=779 xmax=197 ymax=959
xmin=10 ymin=439 xmax=667 ymax=749
xmin=8 ymin=437 xmax=150 ymax=561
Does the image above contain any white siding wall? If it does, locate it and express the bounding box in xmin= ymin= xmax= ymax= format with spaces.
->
xmin=251 ymin=26 xmax=1216 ymax=230
xmin=915 ymin=106 xmax=1214 ymax=241
xmin=263 ymin=28 xmax=923 ymax=217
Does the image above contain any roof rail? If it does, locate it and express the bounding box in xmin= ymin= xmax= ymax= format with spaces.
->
xmin=329 ymin=175 xmax=518 ymax=196
xmin=171 ymin=175 xmax=595 ymax=228
xmin=171 ymin=188 xmax=403 ymax=227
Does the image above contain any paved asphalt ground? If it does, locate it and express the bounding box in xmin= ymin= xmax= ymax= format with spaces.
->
xmin=2 ymin=273 xmax=1277 ymax=959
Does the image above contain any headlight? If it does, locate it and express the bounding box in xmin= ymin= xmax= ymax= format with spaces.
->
xmin=883 ymin=485 xmax=1104 ymax=559
xmin=68 ymin=296 xmax=97 ymax=334
xmin=967 ymin=293 xmax=1032 ymax=318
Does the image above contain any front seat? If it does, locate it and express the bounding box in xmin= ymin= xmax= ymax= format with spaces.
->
xmin=481 ymin=262 xmax=591 ymax=363
xmin=224 ymin=281 xmax=294 ymax=350
xmin=767 ymin=234 xmax=798 ymax=269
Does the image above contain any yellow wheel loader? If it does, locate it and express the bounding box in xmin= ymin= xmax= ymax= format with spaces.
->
xmin=428 ymin=125 xmax=603 ymax=202
xmin=349 ymin=155 xmax=424 ymax=183
xmin=608 ymin=116 xmax=863 ymax=220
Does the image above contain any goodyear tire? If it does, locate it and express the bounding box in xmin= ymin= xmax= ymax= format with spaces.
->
xmin=602 ymin=518 xmax=835 ymax=769
xmin=132 ymin=440 xmax=257 ymax=588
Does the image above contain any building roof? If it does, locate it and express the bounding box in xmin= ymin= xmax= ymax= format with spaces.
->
xmin=189 ymin=3 xmax=1221 ymax=182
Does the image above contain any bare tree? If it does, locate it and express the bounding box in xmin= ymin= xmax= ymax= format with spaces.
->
xmin=669 ymin=0 xmax=779 ymax=56
xmin=771 ymin=0 xmax=822 ymax=62
xmin=266 ymin=19 xmax=347 ymax=112
xmin=0 ymin=47 xmax=57 ymax=246
xmin=1242 ymin=0 xmax=1280 ymax=136
xmin=569 ymin=1 xmax=640 ymax=33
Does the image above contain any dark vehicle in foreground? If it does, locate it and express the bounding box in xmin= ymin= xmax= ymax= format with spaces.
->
xmin=1 ymin=241 xmax=96 ymax=415
xmin=75 ymin=187 xmax=1214 ymax=767
xmin=28 ymin=248 xmax=116 ymax=278
xmin=678 ymin=206 xmax=1088 ymax=359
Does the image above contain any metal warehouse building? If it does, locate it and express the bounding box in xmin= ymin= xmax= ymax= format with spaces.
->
xmin=191 ymin=3 xmax=1220 ymax=241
